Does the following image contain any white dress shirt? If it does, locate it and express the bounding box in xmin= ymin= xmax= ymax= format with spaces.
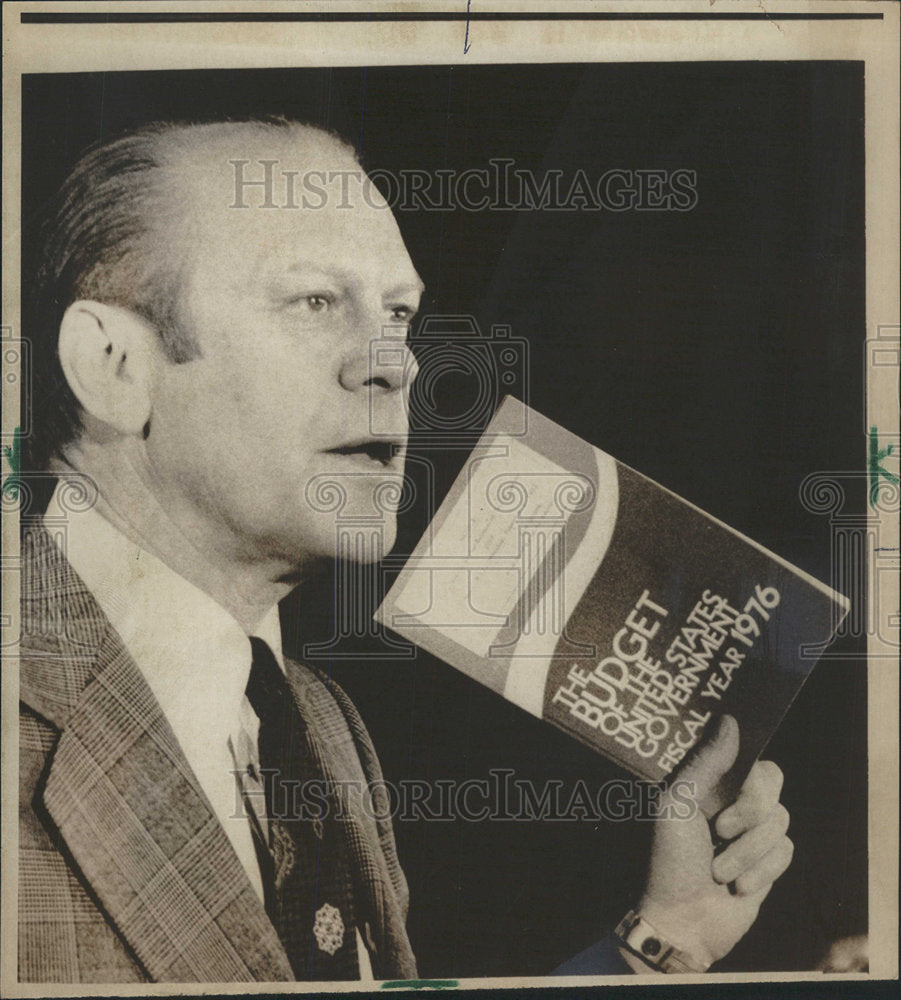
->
xmin=46 ymin=481 xmax=373 ymax=979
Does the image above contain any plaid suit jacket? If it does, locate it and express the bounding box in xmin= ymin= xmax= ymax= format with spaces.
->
xmin=18 ymin=523 xmax=417 ymax=983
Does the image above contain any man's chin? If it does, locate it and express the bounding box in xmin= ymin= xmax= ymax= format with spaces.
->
xmin=293 ymin=516 xmax=397 ymax=566
xmin=298 ymin=472 xmax=403 ymax=563
xmin=335 ymin=523 xmax=397 ymax=564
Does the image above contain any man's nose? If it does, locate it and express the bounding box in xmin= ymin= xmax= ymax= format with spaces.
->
xmin=339 ymin=332 xmax=419 ymax=394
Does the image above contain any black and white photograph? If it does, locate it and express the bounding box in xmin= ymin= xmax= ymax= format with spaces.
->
xmin=2 ymin=3 xmax=898 ymax=996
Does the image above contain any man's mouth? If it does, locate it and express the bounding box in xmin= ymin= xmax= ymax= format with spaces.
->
xmin=324 ymin=440 xmax=405 ymax=467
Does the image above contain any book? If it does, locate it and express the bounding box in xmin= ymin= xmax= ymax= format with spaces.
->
xmin=375 ymin=397 xmax=850 ymax=785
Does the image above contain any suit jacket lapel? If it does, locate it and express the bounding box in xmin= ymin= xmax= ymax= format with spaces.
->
xmin=285 ymin=660 xmax=418 ymax=980
xmin=20 ymin=525 xmax=294 ymax=983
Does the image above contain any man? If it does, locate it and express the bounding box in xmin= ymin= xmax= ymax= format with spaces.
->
xmin=18 ymin=119 xmax=793 ymax=982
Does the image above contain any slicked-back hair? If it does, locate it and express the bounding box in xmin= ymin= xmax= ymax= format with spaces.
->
xmin=23 ymin=118 xmax=356 ymax=472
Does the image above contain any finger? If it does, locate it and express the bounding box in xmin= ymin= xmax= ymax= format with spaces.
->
xmin=715 ymin=760 xmax=784 ymax=839
xmin=676 ymin=714 xmax=740 ymax=818
xmin=733 ymin=835 xmax=794 ymax=896
xmin=712 ymin=803 xmax=790 ymax=884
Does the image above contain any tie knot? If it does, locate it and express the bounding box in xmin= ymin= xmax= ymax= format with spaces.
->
xmin=246 ymin=636 xmax=288 ymax=724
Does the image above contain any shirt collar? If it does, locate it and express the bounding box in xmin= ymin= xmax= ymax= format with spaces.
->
xmin=46 ymin=479 xmax=284 ymax=750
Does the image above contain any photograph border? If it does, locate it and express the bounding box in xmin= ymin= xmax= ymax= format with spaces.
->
xmin=2 ymin=2 xmax=898 ymax=995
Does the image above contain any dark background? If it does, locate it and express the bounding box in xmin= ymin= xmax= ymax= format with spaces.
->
xmin=22 ymin=62 xmax=867 ymax=976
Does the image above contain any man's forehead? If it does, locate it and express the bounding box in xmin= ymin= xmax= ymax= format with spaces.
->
xmin=170 ymin=127 xmax=363 ymax=207
xmin=164 ymin=126 xmax=419 ymax=290
xmin=172 ymin=122 xmax=355 ymax=173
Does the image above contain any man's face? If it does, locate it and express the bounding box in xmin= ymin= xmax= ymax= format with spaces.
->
xmin=144 ymin=135 xmax=422 ymax=571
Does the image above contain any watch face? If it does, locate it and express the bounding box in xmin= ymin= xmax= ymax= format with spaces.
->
xmin=640 ymin=936 xmax=663 ymax=958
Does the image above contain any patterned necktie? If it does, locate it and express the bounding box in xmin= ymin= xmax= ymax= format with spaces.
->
xmin=245 ymin=637 xmax=360 ymax=980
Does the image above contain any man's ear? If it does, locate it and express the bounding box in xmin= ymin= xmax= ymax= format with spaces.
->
xmin=58 ymin=301 xmax=161 ymax=437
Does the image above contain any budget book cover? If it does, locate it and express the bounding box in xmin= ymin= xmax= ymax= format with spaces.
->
xmin=377 ymin=397 xmax=850 ymax=786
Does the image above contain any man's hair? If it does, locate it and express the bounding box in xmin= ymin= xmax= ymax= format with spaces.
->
xmin=24 ymin=118 xmax=356 ymax=471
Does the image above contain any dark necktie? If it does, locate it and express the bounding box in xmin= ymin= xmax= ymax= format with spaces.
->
xmin=245 ymin=637 xmax=360 ymax=980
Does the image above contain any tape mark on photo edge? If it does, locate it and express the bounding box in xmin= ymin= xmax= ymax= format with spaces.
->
xmin=1 ymin=426 xmax=21 ymax=499
xmin=869 ymin=426 xmax=898 ymax=508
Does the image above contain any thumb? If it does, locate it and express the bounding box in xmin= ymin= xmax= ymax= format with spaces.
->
xmin=674 ymin=713 xmax=740 ymax=819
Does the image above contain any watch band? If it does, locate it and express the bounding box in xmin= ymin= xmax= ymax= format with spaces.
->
xmin=614 ymin=909 xmax=709 ymax=973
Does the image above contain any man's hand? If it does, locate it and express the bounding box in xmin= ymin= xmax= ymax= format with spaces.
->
xmin=626 ymin=715 xmax=793 ymax=971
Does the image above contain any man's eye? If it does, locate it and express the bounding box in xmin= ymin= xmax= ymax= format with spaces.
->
xmin=283 ymin=293 xmax=333 ymax=312
xmin=390 ymin=306 xmax=414 ymax=322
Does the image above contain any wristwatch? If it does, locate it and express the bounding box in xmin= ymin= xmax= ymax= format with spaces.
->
xmin=614 ymin=909 xmax=710 ymax=973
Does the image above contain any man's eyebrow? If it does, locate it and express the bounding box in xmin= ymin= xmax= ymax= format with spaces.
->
xmin=280 ymin=261 xmax=424 ymax=298
xmin=279 ymin=260 xmax=347 ymax=281
xmin=384 ymin=278 xmax=426 ymax=300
